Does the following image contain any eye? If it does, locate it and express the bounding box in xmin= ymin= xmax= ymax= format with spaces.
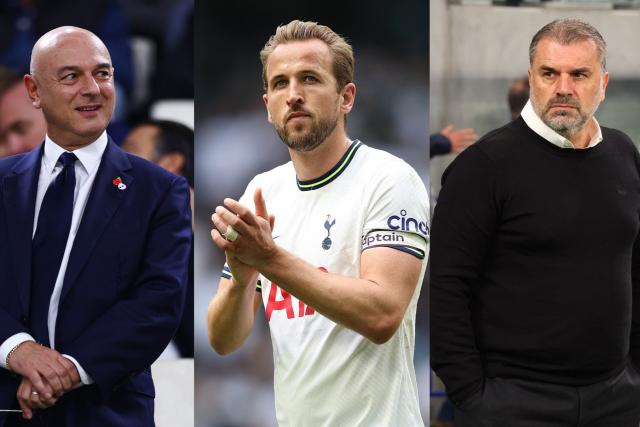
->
xmin=61 ymin=73 xmax=77 ymax=81
xmin=303 ymin=75 xmax=318 ymax=83
xmin=272 ymin=79 xmax=287 ymax=89
xmin=96 ymin=69 xmax=112 ymax=79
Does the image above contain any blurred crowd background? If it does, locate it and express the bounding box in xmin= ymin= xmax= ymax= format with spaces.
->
xmin=194 ymin=1 xmax=429 ymax=426
xmin=430 ymin=1 xmax=640 ymax=426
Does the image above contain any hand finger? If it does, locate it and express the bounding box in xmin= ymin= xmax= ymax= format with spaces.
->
xmin=34 ymin=393 xmax=56 ymax=409
xmin=17 ymin=381 xmax=33 ymax=418
xmin=41 ymin=364 xmax=65 ymax=397
xmin=19 ymin=399 xmax=33 ymax=420
xmin=26 ymin=370 xmax=53 ymax=400
xmin=211 ymin=228 xmax=236 ymax=251
xmin=253 ymin=188 xmax=269 ymax=221
xmin=269 ymin=214 xmax=275 ymax=231
xmin=212 ymin=211 xmax=249 ymax=238
xmin=53 ymin=361 xmax=73 ymax=393
xmin=215 ymin=207 xmax=252 ymax=235
xmin=223 ymin=198 xmax=259 ymax=226
xmin=61 ymin=358 xmax=81 ymax=389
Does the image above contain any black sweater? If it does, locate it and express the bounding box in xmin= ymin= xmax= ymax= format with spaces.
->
xmin=431 ymin=117 xmax=640 ymax=405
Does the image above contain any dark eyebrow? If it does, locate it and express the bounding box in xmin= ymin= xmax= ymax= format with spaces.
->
xmin=539 ymin=65 xmax=591 ymax=75
xmin=56 ymin=63 xmax=112 ymax=75
xmin=269 ymin=74 xmax=286 ymax=85
xmin=571 ymin=67 xmax=591 ymax=74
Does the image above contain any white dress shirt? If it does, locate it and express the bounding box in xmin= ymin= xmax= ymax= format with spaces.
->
xmin=0 ymin=131 xmax=109 ymax=385
xmin=521 ymin=99 xmax=603 ymax=149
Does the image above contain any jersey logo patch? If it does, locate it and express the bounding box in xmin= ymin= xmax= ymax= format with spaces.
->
xmin=322 ymin=214 xmax=336 ymax=250
xmin=387 ymin=209 xmax=429 ymax=236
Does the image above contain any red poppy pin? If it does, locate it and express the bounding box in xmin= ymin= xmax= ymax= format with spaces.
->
xmin=112 ymin=177 xmax=126 ymax=190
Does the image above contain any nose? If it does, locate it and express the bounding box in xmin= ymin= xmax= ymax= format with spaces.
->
xmin=80 ymin=74 xmax=101 ymax=97
xmin=555 ymin=73 xmax=574 ymax=97
xmin=286 ymin=79 xmax=304 ymax=106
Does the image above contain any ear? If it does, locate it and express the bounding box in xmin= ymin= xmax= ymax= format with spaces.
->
xmin=157 ymin=153 xmax=185 ymax=176
xmin=23 ymin=74 xmax=41 ymax=109
xmin=263 ymin=93 xmax=273 ymax=123
xmin=600 ymin=71 xmax=609 ymax=102
xmin=339 ymin=82 xmax=356 ymax=115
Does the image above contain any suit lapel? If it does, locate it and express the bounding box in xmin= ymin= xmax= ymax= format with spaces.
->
xmin=2 ymin=146 xmax=43 ymax=314
xmin=61 ymin=139 xmax=133 ymax=302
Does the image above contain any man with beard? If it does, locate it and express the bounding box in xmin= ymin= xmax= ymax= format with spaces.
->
xmin=431 ymin=19 xmax=640 ymax=426
xmin=206 ymin=20 xmax=429 ymax=426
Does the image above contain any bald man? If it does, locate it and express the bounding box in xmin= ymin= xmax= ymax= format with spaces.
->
xmin=0 ymin=27 xmax=191 ymax=426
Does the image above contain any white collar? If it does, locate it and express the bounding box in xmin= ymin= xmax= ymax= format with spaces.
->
xmin=521 ymin=99 xmax=602 ymax=149
xmin=43 ymin=131 xmax=109 ymax=175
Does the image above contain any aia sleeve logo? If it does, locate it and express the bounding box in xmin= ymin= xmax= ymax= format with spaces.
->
xmin=387 ymin=209 xmax=429 ymax=236
xmin=265 ymin=267 xmax=328 ymax=321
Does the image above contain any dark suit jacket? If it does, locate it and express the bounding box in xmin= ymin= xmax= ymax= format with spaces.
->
xmin=0 ymin=138 xmax=191 ymax=426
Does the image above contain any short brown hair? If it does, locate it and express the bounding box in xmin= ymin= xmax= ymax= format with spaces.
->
xmin=260 ymin=20 xmax=354 ymax=92
xmin=529 ymin=19 xmax=607 ymax=70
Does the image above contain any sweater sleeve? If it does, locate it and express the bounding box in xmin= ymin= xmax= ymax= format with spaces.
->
xmin=430 ymin=145 xmax=500 ymax=406
xmin=629 ymin=136 xmax=640 ymax=370
xmin=430 ymin=133 xmax=452 ymax=158
xmin=632 ymin=219 xmax=640 ymax=370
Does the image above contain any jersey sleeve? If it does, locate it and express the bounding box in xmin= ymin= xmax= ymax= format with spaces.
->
xmin=361 ymin=163 xmax=430 ymax=260
xmin=219 ymin=176 xmax=263 ymax=293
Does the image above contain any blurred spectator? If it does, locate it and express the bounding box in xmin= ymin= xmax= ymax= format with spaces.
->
xmin=507 ymin=76 xmax=530 ymax=120
xmin=121 ymin=0 xmax=194 ymax=102
xmin=430 ymin=125 xmax=478 ymax=158
xmin=123 ymin=119 xmax=193 ymax=187
xmin=0 ymin=66 xmax=45 ymax=156
xmin=123 ymin=119 xmax=194 ymax=357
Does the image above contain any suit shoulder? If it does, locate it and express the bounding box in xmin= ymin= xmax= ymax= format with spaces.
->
xmin=0 ymin=153 xmax=30 ymax=176
xmin=126 ymin=153 xmax=185 ymax=183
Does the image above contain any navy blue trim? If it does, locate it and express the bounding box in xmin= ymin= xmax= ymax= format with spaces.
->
xmin=296 ymin=140 xmax=363 ymax=191
xmin=362 ymin=244 xmax=425 ymax=260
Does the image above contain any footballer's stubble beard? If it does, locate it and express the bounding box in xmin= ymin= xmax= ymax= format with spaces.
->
xmin=275 ymin=105 xmax=341 ymax=152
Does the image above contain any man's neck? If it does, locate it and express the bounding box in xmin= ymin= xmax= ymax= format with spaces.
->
xmin=289 ymin=132 xmax=351 ymax=181
xmin=568 ymin=118 xmax=598 ymax=149
xmin=47 ymin=130 xmax=104 ymax=152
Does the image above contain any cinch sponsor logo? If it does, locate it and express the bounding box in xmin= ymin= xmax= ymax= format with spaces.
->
xmin=387 ymin=210 xmax=429 ymax=236
xmin=362 ymin=232 xmax=405 ymax=246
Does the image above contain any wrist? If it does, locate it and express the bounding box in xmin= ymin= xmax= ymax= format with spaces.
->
xmin=254 ymin=244 xmax=281 ymax=273
xmin=6 ymin=341 xmax=29 ymax=372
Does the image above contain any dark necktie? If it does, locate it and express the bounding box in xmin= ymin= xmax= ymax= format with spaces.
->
xmin=30 ymin=152 xmax=78 ymax=347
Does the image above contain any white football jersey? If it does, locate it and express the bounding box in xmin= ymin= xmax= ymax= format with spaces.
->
xmin=223 ymin=141 xmax=429 ymax=426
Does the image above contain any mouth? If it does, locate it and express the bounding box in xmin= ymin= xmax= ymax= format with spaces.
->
xmin=76 ymin=104 xmax=102 ymax=116
xmin=287 ymin=111 xmax=311 ymax=122
xmin=550 ymin=104 xmax=577 ymax=109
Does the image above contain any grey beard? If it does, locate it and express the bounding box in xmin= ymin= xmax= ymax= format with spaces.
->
xmin=544 ymin=111 xmax=587 ymax=139
xmin=539 ymin=96 xmax=591 ymax=139
xmin=276 ymin=113 xmax=339 ymax=152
